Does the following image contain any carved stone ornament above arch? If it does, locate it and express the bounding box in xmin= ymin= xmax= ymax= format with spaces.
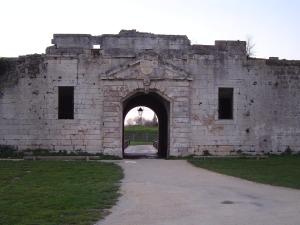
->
xmin=100 ymin=56 xmax=193 ymax=82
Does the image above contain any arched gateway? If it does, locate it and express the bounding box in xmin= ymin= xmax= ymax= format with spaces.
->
xmin=1 ymin=30 xmax=300 ymax=156
xmin=101 ymin=55 xmax=192 ymax=158
xmin=123 ymin=91 xmax=170 ymax=158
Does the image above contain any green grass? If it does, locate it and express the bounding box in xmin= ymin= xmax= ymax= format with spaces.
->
xmin=124 ymin=125 xmax=158 ymax=133
xmin=129 ymin=141 xmax=153 ymax=145
xmin=124 ymin=125 xmax=158 ymax=145
xmin=0 ymin=161 xmax=123 ymax=225
xmin=189 ymin=156 xmax=300 ymax=189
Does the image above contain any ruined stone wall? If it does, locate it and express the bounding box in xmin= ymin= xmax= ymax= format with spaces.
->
xmin=0 ymin=55 xmax=103 ymax=153
xmin=190 ymin=55 xmax=300 ymax=155
xmin=0 ymin=30 xmax=299 ymax=156
xmin=0 ymin=55 xmax=50 ymax=150
xmin=243 ymin=59 xmax=300 ymax=154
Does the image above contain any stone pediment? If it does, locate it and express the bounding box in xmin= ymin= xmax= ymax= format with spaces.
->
xmin=100 ymin=57 xmax=192 ymax=81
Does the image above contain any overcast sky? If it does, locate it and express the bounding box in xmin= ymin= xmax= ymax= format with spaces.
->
xmin=125 ymin=107 xmax=155 ymax=125
xmin=1 ymin=0 xmax=300 ymax=59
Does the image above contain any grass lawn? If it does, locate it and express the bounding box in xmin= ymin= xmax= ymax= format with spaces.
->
xmin=189 ymin=156 xmax=300 ymax=189
xmin=124 ymin=125 xmax=158 ymax=133
xmin=0 ymin=161 xmax=123 ymax=225
xmin=129 ymin=141 xmax=153 ymax=145
xmin=124 ymin=125 xmax=158 ymax=145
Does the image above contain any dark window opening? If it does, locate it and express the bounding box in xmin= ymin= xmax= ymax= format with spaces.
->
xmin=218 ymin=88 xmax=233 ymax=119
xmin=58 ymin=86 xmax=74 ymax=119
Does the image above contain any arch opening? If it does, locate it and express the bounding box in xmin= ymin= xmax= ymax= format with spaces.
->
xmin=124 ymin=107 xmax=159 ymax=157
xmin=122 ymin=91 xmax=170 ymax=158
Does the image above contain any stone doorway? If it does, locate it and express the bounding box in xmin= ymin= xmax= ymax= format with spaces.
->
xmin=122 ymin=92 xmax=170 ymax=158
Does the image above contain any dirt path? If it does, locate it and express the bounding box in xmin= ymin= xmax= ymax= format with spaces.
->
xmin=124 ymin=145 xmax=157 ymax=156
xmin=96 ymin=159 xmax=300 ymax=225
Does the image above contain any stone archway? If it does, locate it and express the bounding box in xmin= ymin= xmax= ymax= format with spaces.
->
xmin=122 ymin=91 xmax=170 ymax=158
xmin=100 ymin=55 xmax=192 ymax=158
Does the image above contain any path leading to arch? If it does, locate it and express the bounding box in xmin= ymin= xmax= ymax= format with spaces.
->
xmin=124 ymin=145 xmax=158 ymax=158
xmin=96 ymin=159 xmax=300 ymax=225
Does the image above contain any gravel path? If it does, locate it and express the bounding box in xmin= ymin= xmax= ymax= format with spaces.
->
xmin=124 ymin=145 xmax=157 ymax=157
xmin=96 ymin=159 xmax=300 ymax=225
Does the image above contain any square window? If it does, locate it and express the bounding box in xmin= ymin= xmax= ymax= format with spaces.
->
xmin=58 ymin=86 xmax=74 ymax=119
xmin=218 ymin=88 xmax=233 ymax=119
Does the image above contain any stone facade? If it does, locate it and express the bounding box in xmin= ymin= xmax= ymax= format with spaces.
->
xmin=0 ymin=30 xmax=300 ymax=157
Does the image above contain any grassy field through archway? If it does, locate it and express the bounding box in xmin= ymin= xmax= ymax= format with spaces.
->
xmin=124 ymin=125 xmax=158 ymax=145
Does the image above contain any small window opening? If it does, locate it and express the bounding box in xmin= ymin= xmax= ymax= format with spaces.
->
xmin=93 ymin=44 xmax=101 ymax=49
xmin=58 ymin=86 xmax=74 ymax=119
xmin=218 ymin=88 xmax=233 ymax=119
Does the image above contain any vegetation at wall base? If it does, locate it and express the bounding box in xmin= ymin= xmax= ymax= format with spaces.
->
xmin=0 ymin=146 xmax=23 ymax=158
xmin=0 ymin=146 xmax=121 ymax=159
xmin=167 ymin=155 xmax=196 ymax=160
xmin=189 ymin=155 xmax=300 ymax=189
xmin=0 ymin=161 xmax=123 ymax=225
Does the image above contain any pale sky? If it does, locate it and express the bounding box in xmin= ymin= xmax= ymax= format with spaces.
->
xmin=1 ymin=0 xmax=300 ymax=59
xmin=2 ymin=0 xmax=299 ymax=122
xmin=125 ymin=107 xmax=155 ymax=125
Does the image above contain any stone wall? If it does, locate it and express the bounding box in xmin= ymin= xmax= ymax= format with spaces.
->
xmin=189 ymin=55 xmax=300 ymax=155
xmin=0 ymin=30 xmax=300 ymax=156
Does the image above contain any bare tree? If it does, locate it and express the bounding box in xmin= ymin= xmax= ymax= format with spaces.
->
xmin=126 ymin=115 xmax=158 ymax=127
xmin=132 ymin=116 xmax=142 ymax=125
xmin=246 ymin=35 xmax=256 ymax=57
xmin=151 ymin=114 xmax=158 ymax=126
xmin=126 ymin=118 xmax=134 ymax=126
